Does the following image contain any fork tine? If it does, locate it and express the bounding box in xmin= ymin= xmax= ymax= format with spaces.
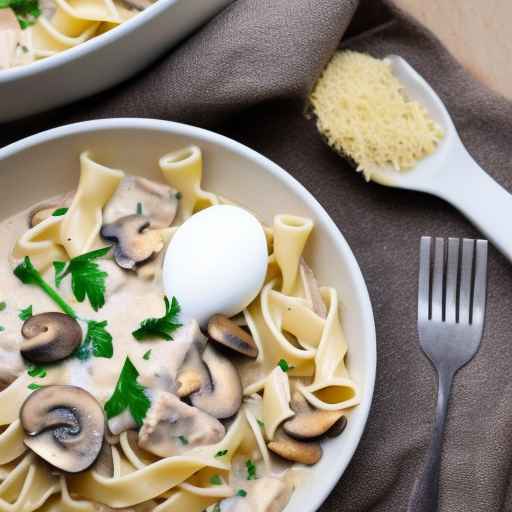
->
xmin=431 ymin=238 xmax=444 ymax=321
xmin=418 ymin=237 xmax=432 ymax=322
xmin=445 ymin=238 xmax=460 ymax=323
xmin=471 ymin=240 xmax=488 ymax=326
xmin=459 ymin=239 xmax=475 ymax=324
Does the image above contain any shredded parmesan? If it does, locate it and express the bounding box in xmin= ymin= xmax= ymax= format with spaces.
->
xmin=310 ymin=51 xmax=444 ymax=181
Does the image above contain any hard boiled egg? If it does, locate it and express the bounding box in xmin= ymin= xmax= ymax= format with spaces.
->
xmin=163 ymin=205 xmax=268 ymax=326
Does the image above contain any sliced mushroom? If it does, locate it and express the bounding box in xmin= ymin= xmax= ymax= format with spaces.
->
xmin=207 ymin=315 xmax=258 ymax=358
xmin=282 ymin=391 xmax=345 ymax=440
xmin=325 ymin=415 xmax=348 ymax=438
xmin=21 ymin=313 xmax=82 ymax=364
xmin=267 ymin=431 xmax=322 ymax=465
xmin=138 ymin=391 xmax=225 ymax=458
xmin=101 ymin=214 xmax=164 ymax=270
xmin=176 ymin=344 xmax=210 ymax=398
xmin=190 ymin=345 xmax=242 ymax=419
xmin=20 ymin=385 xmax=105 ymax=473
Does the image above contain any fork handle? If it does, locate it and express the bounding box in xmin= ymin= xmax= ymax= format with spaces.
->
xmin=407 ymin=368 xmax=454 ymax=512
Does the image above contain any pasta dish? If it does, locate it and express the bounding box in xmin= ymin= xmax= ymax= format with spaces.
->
xmin=0 ymin=145 xmax=359 ymax=511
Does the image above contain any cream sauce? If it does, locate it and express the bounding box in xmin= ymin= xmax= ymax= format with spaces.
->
xmin=0 ymin=201 xmax=202 ymax=404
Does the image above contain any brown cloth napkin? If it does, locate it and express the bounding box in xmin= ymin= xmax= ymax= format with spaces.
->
xmin=3 ymin=1 xmax=512 ymax=510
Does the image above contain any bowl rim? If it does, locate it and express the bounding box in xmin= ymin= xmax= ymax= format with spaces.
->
xmin=0 ymin=0 xmax=179 ymax=83
xmin=0 ymin=118 xmax=376 ymax=511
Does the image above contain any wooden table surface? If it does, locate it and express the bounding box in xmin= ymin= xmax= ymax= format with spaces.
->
xmin=395 ymin=0 xmax=512 ymax=100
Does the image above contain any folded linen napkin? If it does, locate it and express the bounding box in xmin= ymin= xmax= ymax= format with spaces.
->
xmin=2 ymin=1 xmax=512 ymax=510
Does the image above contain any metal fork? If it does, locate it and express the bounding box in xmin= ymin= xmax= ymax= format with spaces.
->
xmin=407 ymin=237 xmax=488 ymax=512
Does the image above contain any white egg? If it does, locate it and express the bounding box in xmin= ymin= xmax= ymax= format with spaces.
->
xmin=163 ymin=204 xmax=268 ymax=326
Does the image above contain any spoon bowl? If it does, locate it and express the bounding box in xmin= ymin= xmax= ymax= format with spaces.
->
xmin=371 ymin=56 xmax=512 ymax=262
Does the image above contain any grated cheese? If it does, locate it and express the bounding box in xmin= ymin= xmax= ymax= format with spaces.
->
xmin=309 ymin=50 xmax=444 ymax=181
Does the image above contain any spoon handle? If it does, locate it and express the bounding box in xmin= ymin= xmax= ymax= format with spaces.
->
xmin=407 ymin=367 xmax=454 ymax=512
xmin=433 ymin=145 xmax=512 ymax=261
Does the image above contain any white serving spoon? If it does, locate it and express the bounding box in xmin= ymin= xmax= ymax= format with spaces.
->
xmin=371 ymin=55 xmax=512 ymax=261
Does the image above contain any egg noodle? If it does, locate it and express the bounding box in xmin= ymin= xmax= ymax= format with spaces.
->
xmin=0 ymin=146 xmax=359 ymax=511
xmin=0 ymin=0 xmax=151 ymax=70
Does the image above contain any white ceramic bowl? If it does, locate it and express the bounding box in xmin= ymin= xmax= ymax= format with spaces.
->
xmin=0 ymin=0 xmax=232 ymax=123
xmin=0 ymin=118 xmax=376 ymax=511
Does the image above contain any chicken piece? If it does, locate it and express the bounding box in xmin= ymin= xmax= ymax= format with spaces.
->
xmin=138 ymin=391 xmax=225 ymax=457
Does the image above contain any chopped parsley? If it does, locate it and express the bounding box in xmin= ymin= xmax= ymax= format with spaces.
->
xmin=278 ymin=358 xmax=291 ymax=372
xmin=178 ymin=435 xmax=188 ymax=445
xmin=132 ymin=296 xmax=181 ymax=341
xmin=246 ymin=459 xmax=257 ymax=480
xmin=136 ymin=202 xmax=143 ymax=215
xmin=236 ymin=489 xmax=247 ymax=497
xmin=54 ymin=246 xmax=110 ymax=312
xmin=74 ymin=320 xmax=113 ymax=361
xmin=104 ymin=357 xmax=150 ymax=427
xmin=27 ymin=365 xmax=46 ymax=378
xmin=209 ymin=475 xmax=222 ymax=486
xmin=18 ymin=305 xmax=32 ymax=321
xmin=21 ymin=44 xmax=28 ymax=53
xmin=175 ymin=191 xmax=182 ymax=200
xmin=0 ymin=302 xmax=6 ymax=311
xmin=14 ymin=257 xmax=77 ymax=318
xmin=214 ymin=449 xmax=228 ymax=458
xmin=212 ymin=504 xmax=221 ymax=512
xmin=28 ymin=383 xmax=42 ymax=390
xmin=0 ymin=0 xmax=41 ymax=29
xmin=142 ymin=349 xmax=152 ymax=361
xmin=52 ymin=207 xmax=68 ymax=217
xmin=0 ymin=327 xmax=4 ymax=332
xmin=257 ymin=419 xmax=264 ymax=428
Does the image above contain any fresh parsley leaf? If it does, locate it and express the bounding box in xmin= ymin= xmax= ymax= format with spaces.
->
xmin=54 ymin=247 xmax=110 ymax=311
xmin=0 ymin=326 xmax=4 ymax=332
xmin=178 ymin=435 xmax=189 ymax=445
xmin=14 ymin=257 xmax=77 ymax=318
xmin=246 ymin=459 xmax=257 ymax=480
xmin=52 ymin=207 xmax=68 ymax=217
xmin=132 ymin=296 xmax=181 ymax=341
xmin=257 ymin=419 xmax=264 ymax=428
xmin=0 ymin=301 xmax=6 ymax=311
xmin=236 ymin=489 xmax=247 ymax=497
xmin=74 ymin=320 xmax=113 ymax=361
xmin=27 ymin=365 xmax=46 ymax=378
xmin=215 ymin=450 xmax=228 ymax=458
xmin=0 ymin=0 xmax=41 ymax=29
xmin=209 ymin=475 xmax=222 ymax=486
xmin=142 ymin=349 xmax=152 ymax=361
xmin=136 ymin=202 xmax=143 ymax=215
xmin=28 ymin=383 xmax=42 ymax=390
xmin=104 ymin=357 xmax=150 ymax=426
xmin=278 ymin=358 xmax=290 ymax=372
xmin=19 ymin=305 xmax=32 ymax=321
xmin=175 ymin=191 xmax=182 ymax=200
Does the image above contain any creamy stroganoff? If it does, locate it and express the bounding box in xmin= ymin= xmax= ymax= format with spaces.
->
xmin=0 ymin=0 xmax=154 ymax=70
xmin=0 ymin=146 xmax=359 ymax=511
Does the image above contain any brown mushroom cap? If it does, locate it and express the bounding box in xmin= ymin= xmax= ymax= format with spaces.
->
xmin=20 ymin=385 xmax=105 ymax=473
xmin=21 ymin=313 xmax=82 ymax=364
xmin=207 ymin=315 xmax=258 ymax=358
xmin=267 ymin=431 xmax=322 ymax=465
xmin=100 ymin=214 xmax=164 ymax=270
xmin=190 ymin=345 xmax=242 ymax=419
xmin=282 ymin=392 xmax=345 ymax=440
